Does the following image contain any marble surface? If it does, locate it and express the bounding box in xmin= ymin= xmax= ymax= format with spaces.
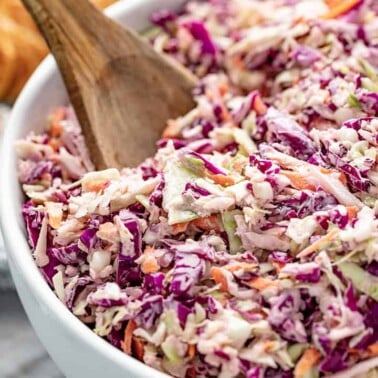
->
xmin=0 ymin=108 xmax=61 ymax=376
xmin=0 ymin=254 xmax=13 ymax=290
xmin=0 ymin=104 xmax=12 ymax=289
xmin=0 ymin=290 xmax=63 ymax=378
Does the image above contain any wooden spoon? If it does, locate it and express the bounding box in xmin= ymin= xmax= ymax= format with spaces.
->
xmin=21 ymin=0 xmax=198 ymax=169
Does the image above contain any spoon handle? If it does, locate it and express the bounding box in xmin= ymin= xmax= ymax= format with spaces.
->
xmin=21 ymin=0 xmax=140 ymax=87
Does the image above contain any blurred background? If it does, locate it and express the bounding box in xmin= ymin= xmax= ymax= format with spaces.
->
xmin=0 ymin=0 xmax=118 ymax=376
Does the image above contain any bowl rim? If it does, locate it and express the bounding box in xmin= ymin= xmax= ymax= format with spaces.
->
xmin=0 ymin=1 xmax=183 ymax=376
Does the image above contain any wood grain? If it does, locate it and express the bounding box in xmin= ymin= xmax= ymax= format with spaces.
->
xmin=21 ymin=0 xmax=198 ymax=169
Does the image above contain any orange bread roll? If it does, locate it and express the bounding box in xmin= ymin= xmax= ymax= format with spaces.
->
xmin=0 ymin=0 xmax=117 ymax=103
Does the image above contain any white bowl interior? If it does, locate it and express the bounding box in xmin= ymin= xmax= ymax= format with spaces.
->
xmin=0 ymin=1 xmax=187 ymax=377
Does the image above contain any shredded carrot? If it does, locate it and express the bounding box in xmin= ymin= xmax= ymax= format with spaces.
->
xmin=222 ymin=108 xmax=232 ymax=121
xmin=98 ymin=222 xmax=117 ymax=237
xmin=253 ymin=94 xmax=268 ymax=115
xmin=234 ymin=55 xmax=245 ymax=69
xmin=320 ymin=167 xmax=347 ymax=185
xmin=272 ymin=261 xmax=286 ymax=273
xmin=206 ymin=90 xmax=216 ymax=100
xmin=172 ymin=216 xmax=221 ymax=234
xmin=325 ymin=0 xmax=341 ymax=6
xmin=339 ymin=172 xmax=348 ymax=185
xmin=121 ymin=320 xmax=137 ymax=355
xmin=321 ymin=0 xmax=361 ymax=19
xmin=297 ymin=228 xmax=339 ymax=258
xmin=224 ymin=261 xmax=257 ymax=273
xmin=162 ymin=120 xmax=180 ymax=139
xmin=294 ymin=347 xmax=321 ymax=378
xmin=132 ymin=337 xmax=145 ymax=361
xmin=171 ymin=222 xmax=190 ymax=235
xmin=144 ymin=246 xmax=154 ymax=254
xmin=232 ymin=160 xmax=244 ymax=173
xmin=84 ymin=181 xmax=108 ymax=192
xmin=247 ymin=276 xmax=280 ymax=291
xmin=48 ymin=138 xmax=61 ymax=152
xmin=368 ymin=343 xmax=378 ymax=356
xmin=320 ymin=167 xmax=333 ymax=174
xmin=211 ymin=267 xmax=228 ymax=292
xmin=219 ymin=82 xmax=229 ymax=96
xmin=293 ymin=16 xmax=306 ymax=25
xmin=45 ymin=202 xmax=63 ymax=229
xmin=188 ymin=344 xmax=196 ymax=359
xmin=208 ymin=173 xmax=235 ymax=186
xmin=264 ymin=341 xmax=278 ymax=352
xmin=191 ymin=215 xmax=221 ymax=233
xmin=50 ymin=123 xmax=63 ymax=139
xmin=349 ymin=343 xmax=378 ymax=358
xmin=281 ymin=170 xmax=316 ymax=191
xmin=141 ymin=247 xmax=159 ymax=274
xmin=49 ymin=108 xmax=65 ymax=138
xmin=346 ymin=206 xmax=358 ymax=220
xmin=348 ymin=347 xmax=360 ymax=356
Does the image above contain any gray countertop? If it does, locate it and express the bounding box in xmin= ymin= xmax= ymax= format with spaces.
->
xmin=0 ymin=290 xmax=63 ymax=378
xmin=0 ymin=107 xmax=61 ymax=377
xmin=0 ymin=105 xmax=12 ymax=289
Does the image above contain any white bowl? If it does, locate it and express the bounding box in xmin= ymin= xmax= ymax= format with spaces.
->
xmin=0 ymin=1 xmax=186 ymax=377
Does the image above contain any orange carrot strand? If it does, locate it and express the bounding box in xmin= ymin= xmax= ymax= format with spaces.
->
xmin=321 ymin=0 xmax=361 ymax=19
xmin=294 ymin=347 xmax=321 ymax=378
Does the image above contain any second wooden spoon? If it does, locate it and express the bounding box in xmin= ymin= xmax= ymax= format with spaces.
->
xmin=21 ymin=0 xmax=198 ymax=169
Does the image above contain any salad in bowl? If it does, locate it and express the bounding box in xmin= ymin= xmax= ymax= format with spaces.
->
xmin=8 ymin=0 xmax=378 ymax=377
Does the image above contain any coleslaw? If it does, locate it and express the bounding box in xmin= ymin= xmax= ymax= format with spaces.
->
xmin=17 ymin=1 xmax=378 ymax=377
